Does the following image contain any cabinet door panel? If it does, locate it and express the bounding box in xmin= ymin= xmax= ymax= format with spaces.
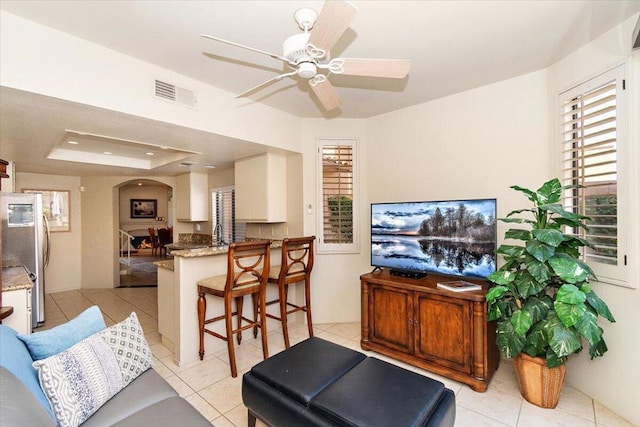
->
xmin=369 ymin=285 xmax=412 ymax=353
xmin=415 ymin=293 xmax=471 ymax=373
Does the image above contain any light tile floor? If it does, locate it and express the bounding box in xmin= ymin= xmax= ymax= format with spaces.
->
xmin=40 ymin=288 xmax=634 ymax=427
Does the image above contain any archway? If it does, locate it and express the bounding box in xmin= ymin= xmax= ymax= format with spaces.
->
xmin=116 ymin=179 xmax=172 ymax=287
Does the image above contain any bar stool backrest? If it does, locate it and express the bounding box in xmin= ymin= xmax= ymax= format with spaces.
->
xmin=226 ymin=240 xmax=271 ymax=293
xmin=278 ymin=236 xmax=315 ymax=282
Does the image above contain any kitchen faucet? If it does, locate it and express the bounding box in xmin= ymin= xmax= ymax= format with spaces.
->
xmin=214 ymin=222 xmax=224 ymax=246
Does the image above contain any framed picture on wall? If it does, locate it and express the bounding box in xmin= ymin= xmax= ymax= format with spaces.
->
xmin=130 ymin=199 xmax=157 ymax=218
xmin=23 ymin=189 xmax=71 ymax=232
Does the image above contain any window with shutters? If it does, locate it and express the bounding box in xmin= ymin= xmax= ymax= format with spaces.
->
xmin=211 ymin=187 xmax=245 ymax=244
xmin=559 ymin=65 xmax=628 ymax=286
xmin=317 ymin=139 xmax=359 ymax=254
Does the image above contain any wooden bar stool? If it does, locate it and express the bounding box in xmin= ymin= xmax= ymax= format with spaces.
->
xmin=197 ymin=240 xmax=271 ymax=377
xmin=266 ymin=236 xmax=315 ymax=349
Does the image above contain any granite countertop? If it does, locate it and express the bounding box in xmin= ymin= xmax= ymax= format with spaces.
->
xmin=153 ymin=260 xmax=175 ymax=271
xmin=2 ymin=266 xmax=34 ymax=292
xmin=170 ymin=240 xmax=282 ymax=258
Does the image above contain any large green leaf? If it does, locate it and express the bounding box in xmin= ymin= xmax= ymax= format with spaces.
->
xmin=526 ymin=239 xmax=555 ymax=262
xmin=504 ymin=208 xmax=534 ymax=218
xmin=514 ymin=270 xmax=546 ymax=298
xmin=496 ymin=244 xmax=526 ymax=258
xmin=536 ymin=179 xmax=562 ymax=204
xmin=532 ymin=229 xmax=565 ymax=247
xmin=487 ymin=300 xmax=511 ymax=322
xmin=555 ymin=284 xmax=587 ymax=304
xmin=496 ymin=320 xmax=526 ymax=358
xmin=523 ymin=321 xmax=548 ymax=357
xmin=488 ymin=269 xmax=516 ymax=286
xmin=525 ymin=255 xmax=552 ymax=283
xmin=542 ymin=204 xmax=590 ymax=229
xmin=505 ymin=229 xmax=532 ymax=241
xmin=501 ymin=217 xmax=535 ymax=225
xmin=588 ymin=337 xmax=608 ymax=359
xmin=585 ymin=291 xmax=616 ymax=322
xmin=548 ymin=323 xmax=582 ymax=357
xmin=510 ymin=185 xmax=537 ymax=202
xmin=575 ymin=308 xmax=603 ymax=346
xmin=485 ymin=285 xmax=508 ymax=303
xmin=545 ymin=348 xmax=565 ymax=367
xmin=555 ymin=301 xmax=587 ymax=328
xmin=511 ymin=309 xmax=533 ymax=336
xmin=523 ymin=296 xmax=550 ymax=323
xmin=548 ymin=253 xmax=591 ymax=283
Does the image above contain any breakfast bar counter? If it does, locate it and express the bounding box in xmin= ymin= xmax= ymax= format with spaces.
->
xmin=156 ymin=242 xmax=281 ymax=366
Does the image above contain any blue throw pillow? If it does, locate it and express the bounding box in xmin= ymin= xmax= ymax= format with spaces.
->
xmin=17 ymin=305 xmax=106 ymax=360
xmin=0 ymin=324 xmax=55 ymax=420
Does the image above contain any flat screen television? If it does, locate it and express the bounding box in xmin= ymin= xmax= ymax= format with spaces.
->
xmin=371 ymin=198 xmax=497 ymax=279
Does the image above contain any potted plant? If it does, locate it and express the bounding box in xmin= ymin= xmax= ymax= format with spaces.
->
xmin=486 ymin=178 xmax=615 ymax=408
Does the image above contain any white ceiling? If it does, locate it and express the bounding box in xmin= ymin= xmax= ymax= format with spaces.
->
xmin=1 ymin=1 xmax=639 ymax=177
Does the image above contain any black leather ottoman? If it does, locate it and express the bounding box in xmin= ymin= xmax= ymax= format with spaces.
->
xmin=242 ymin=337 xmax=455 ymax=427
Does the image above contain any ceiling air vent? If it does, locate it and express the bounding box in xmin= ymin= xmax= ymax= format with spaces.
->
xmin=154 ymin=79 xmax=197 ymax=108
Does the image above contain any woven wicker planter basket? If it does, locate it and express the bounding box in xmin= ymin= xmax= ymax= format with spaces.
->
xmin=513 ymin=353 xmax=566 ymax=408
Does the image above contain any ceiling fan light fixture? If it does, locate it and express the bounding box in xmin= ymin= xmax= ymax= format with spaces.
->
xmin=297 ymin=62 xmax=317 ymax=79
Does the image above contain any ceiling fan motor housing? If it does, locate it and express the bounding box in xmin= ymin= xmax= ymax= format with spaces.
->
xmin=283 ymin=33 xmax=312 ymax=63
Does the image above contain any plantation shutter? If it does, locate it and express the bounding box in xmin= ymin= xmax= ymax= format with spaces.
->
xmin=212 ymin=188 xmax=245 ymax=244
xmin=317 ymin=139 xmax=359 ymax=254
xmin=559 ymin=65 xmax=627 ymax=285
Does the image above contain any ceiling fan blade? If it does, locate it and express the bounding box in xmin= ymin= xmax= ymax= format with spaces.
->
xmin=201 ymin=34 xmax=295 ymax=66
xmin=236 ymin=70 xmax=298 ymax=98
xmin=310 ymin=78 xmax=342 ymax=111
xmin=307 ymin=0 xmax=358 ymax=57
xmin=339 ymin=58 xmax=411 ymax=79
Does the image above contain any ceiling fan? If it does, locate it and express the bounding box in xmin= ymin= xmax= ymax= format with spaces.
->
xmin=201 ymin=0 xmax=410 ymax=111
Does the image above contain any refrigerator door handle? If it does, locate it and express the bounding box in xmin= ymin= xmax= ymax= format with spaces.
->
xmin=43 ymin=214 xmax=51 ymax=269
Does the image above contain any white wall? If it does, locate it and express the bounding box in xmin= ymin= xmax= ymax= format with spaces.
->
xmin=546 ymin=14 xmax=640 ymax=425
xmin=300 ymin=119 xmax=368 ymax=323
xmin=15 ymin=173 xmax=82 ymax=293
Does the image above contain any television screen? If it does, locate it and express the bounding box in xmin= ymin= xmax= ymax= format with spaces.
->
xmin=371 ymin=199 xmax=497 ymax=279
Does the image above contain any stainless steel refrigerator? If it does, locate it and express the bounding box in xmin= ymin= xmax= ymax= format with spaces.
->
xmin=1 ymin=193 xmax=50 ymax=329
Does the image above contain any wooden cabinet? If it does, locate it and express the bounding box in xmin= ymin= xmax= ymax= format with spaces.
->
xmin=2 ymin=288 xmax=32 ymax=334
xmin=361 ymin=270 xmax=499 ymax=392
xmin=175 ymin=172 xmax=208 ymax=222
xmin=235 ymin=154 xmax=286 ymax=223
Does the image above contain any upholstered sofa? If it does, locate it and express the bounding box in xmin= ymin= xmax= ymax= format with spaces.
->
xmin=0 ymin=309 xmax=209 ymax=427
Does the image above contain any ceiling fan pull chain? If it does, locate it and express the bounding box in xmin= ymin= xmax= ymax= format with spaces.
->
xmin=309 ymin=74 xmax=327 ymax=87
xmin=305 ymin=43 xmax=326 ymax=60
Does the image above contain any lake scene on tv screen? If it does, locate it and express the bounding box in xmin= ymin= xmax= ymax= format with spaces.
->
xmin=371 ymin=199 xmax=496 ymax=278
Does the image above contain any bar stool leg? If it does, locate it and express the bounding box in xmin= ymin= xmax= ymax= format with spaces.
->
xmin=236 ymin=296 xmax=244 ymax=345
xmin=305 ymin=274 xmax=314 ymax=337
xmin=198 ymin=291 xmax=206 ymax=360
xmin=259 ymin=289 xmax=269 ymax=360
xmin=252 ymin=293 xmax=259 ymax=339
xmin=225 ymin=296 xmax=238 ymax=377
xmin=279 ymin=284 xmax=290 ymax=348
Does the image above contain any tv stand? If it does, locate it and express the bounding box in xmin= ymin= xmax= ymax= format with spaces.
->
xmin=360 ymin=269 xmax=499 ymax=392
xmin=389 ymin=269 xmax=427 ymax=279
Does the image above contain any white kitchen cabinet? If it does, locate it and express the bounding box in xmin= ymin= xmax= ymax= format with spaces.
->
xmin=2 ymin=288 xmax=32 ymax=335
xmin=235 ymin=154 xmax=286 ymax=223
xmin=175 ymin=172 xmax=209 ymax=222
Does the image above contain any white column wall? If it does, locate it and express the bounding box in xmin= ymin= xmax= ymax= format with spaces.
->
xmin=546 ymin=13 xmax=640 ymax=425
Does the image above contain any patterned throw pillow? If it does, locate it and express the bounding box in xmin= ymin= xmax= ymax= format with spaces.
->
xmin=33 ymin=312 xmax=153 ymax=427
